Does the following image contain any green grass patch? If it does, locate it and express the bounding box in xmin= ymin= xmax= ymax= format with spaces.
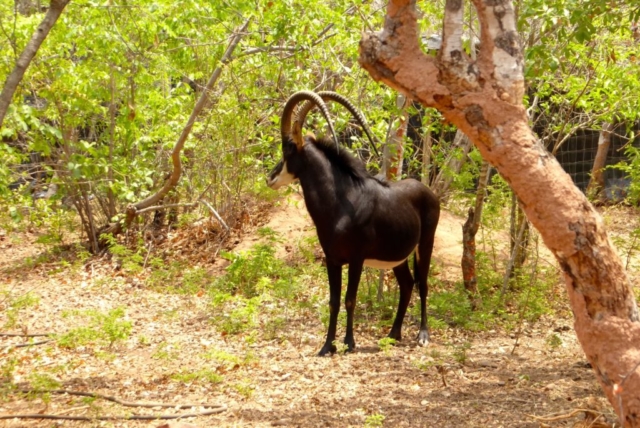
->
xmin=57 ymin=307 xmax=132 ymax=349
xmin=171 ymin=369 xmax=223 ymax=384
xmin=1 ymin=290 xmax=39 ymax=329
xmin=147 ymin=261 xmax=210 ymax=295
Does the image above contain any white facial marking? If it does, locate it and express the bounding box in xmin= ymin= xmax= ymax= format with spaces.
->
xmin=268 ymin=161 xmax=296 ymax=189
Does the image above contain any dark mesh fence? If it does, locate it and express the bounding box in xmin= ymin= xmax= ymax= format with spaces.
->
xmin=548 ymin=123 xmax=639 ymax=199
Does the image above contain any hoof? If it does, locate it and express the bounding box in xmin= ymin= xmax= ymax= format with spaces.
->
xmin=417 ymin=330 xmax=430 ymax=347
xmin=387 ymin=329 xmax=402 ymax=342
xmin=317 ymin=343 xmax=336 ymax=357
xmin=344 ymin=338 xmax=356 ymax=353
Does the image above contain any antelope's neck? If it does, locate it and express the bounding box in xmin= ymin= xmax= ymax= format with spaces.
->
xmin=296 ymin=150 xmax=346 ymax=231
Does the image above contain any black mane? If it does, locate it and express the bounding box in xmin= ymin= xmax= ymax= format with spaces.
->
xmin=312 ymin=136 xmax=388 ymax=186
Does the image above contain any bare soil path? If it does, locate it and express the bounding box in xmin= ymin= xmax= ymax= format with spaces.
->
xmin=0 ymin=194 xmax=625 ymax=427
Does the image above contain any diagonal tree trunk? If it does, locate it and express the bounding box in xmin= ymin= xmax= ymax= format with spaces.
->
xmin=99 ymin=18 xmax=251 ymax=241
xmin=0 ymin=0 xmax=71 ymax=128
xmin=359 ymin=1 xmax=640 ymax=424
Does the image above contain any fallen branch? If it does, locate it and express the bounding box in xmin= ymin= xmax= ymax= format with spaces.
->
xmin=0 ymin=333 xmax=52 ymax=337
xmin=0 ymin=388 xmax=227 ymax=421
xmin=199 ymin=200 xmax=230 ymax=232
xmin=528 ymin=408 xmax=603 ymax=422
xmin=54 ymin=405 xmax=90 ymax=416
xmin=16 ymin=389 xmax=225 ymax=410
xmin=4 ymin=340 xmax=51 ymax=350
xmin=135 ymin=202 xmax=197 ymax=215
xmin=133 ymin=199 xmax=229 ymax=232
xmin=0 ymin=410 xmax=224 ymax=421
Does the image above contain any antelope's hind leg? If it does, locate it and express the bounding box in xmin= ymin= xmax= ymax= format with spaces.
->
xmin=416 ymin=221 xmax=438 ymax=346
xmin=387 ymin=261 xmax=414 ymax=342
xmin=343 ymin=262 xmax=364 ymax=352
xmin=318 ymin=262 xmax=342 ymax=356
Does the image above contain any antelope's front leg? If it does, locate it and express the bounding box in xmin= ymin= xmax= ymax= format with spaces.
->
xmin=343 ymin=262 xmax=363 ymax=352
xmin=318 ymin=262 xmax=342 ymax=356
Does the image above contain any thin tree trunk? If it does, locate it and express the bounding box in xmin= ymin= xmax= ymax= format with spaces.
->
xmin=100 ymin=18 xmax=251 ymax=240
xmin=81 ymin=185 xmax=98 ymax=254
xmin=431 ymin=129 xmax=473 ymax=199
xmin=379 ymin=93 xmax=410 ymax=301
xmin=360 ymin=1 xmax=640 ymax=423
xmin=107 ymin=68 xmax=117 ymax=220
xmin=502 ymin=212 xmax=528 ymax=298
xmin=421 ymin=112 xmax=432 ymax=185
xmin=461 ymin=161 xmax=490 ymax=309
xmin=586 ymin=122 xmax=613 ymax=200
xmin=0 ymin=0 xmax=71 ymax=127
xmin=514 ymin=200 xmax=529 ymax=270
xmin=382 ymin=94 xmax=409 ymax=180
xmin=386 ymin=111 xmax=408 ymax=180
xmin=508 ymin=193 xmax=529 ymax=276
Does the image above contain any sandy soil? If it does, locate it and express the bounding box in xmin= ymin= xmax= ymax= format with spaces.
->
xmin=0 ymin=193 xmax=627 ymax=427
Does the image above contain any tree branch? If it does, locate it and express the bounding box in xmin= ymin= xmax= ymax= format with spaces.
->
xmin=131 ymin=18 xmax=250 ymax=213
xmin=0 ymin=0 xmax=71 ymax=127
xmin=95 ymin=18 xmax=251 ymax=240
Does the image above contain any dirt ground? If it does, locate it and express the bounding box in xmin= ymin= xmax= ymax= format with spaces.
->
xmin=0 ymin=193 xmax=632 ymax=427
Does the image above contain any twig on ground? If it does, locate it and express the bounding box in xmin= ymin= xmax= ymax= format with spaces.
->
xmin=54 ymin=405 xmax=90 ymax=416
xmin=199 ymin=200 xmax=230 ymax=232
xmin=0 ymin=411 xmax=224 ymax=421
xmin=528 ymin=408 xmax=603 ymax=422
xmin=5 ymin=340 xmax=51 ymax=350
xmin=0 ymin=388 xmax=227 ymax=421
xmin=0 ymin=333 xmax=51 ymax=337
xmin=15 ymin=389 xmax=225 ymax=409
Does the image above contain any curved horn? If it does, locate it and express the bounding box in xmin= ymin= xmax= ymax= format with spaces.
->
xmin=293 ymin=92 xmax=380 ymax=157
xmin=318 ymin=91 xmax=380 ymax=157
xmin=281 ymin=91 xmax=337 ymax=148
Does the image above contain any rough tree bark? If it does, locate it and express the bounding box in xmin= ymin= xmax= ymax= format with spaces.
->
xmin=359 ymin=0 xmax=640 ymax=425
xmin=0 ymin=0 xmax=71 ymax=128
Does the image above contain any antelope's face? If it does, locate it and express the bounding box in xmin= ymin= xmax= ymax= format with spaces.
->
xmin=267 ymin=142 xmax=297 ymax=189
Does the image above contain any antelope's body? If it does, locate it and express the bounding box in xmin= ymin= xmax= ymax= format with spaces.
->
xmin=268 ymin=91 xmax=440 ymax=356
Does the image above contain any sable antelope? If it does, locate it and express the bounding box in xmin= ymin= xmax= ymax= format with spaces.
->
xmin=267 ymin=91 xmax=440 ymax=356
